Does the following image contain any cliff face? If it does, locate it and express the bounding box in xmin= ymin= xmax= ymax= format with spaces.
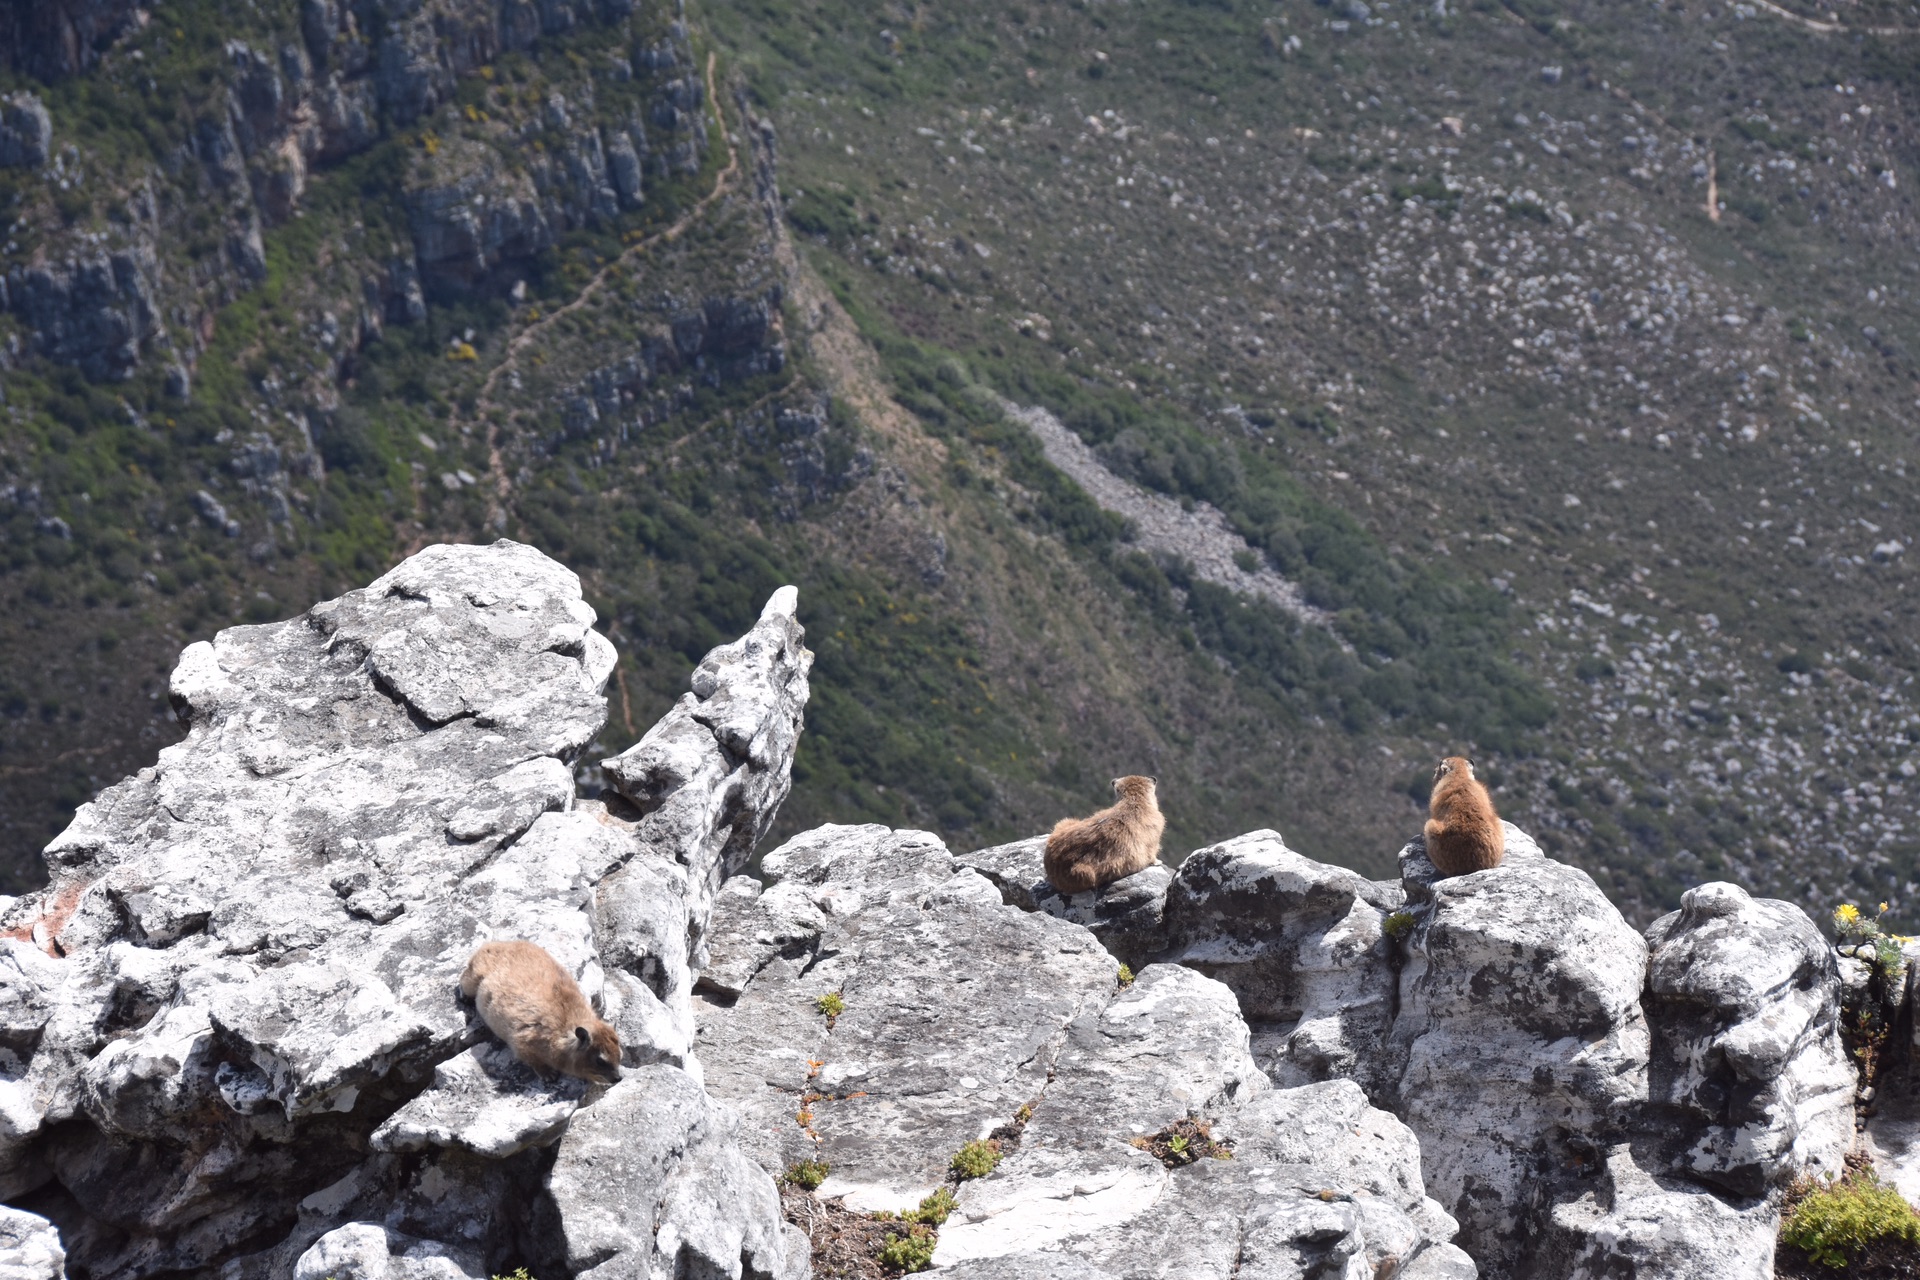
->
xmin=0 ymin=542 xmax=1875 ymax=1280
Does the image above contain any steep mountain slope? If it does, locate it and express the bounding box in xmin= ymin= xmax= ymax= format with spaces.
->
xmin=708 ymin=0 xmax=1920 ymax=922
xmin=3 ymin=0 xmax=1920 ymax=929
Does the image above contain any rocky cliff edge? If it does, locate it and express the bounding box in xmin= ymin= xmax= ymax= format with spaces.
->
xmin=0 ymin=542 xmax=1869 ymax=1280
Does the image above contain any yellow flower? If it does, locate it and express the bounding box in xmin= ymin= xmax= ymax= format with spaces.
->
xmin=1880 ymin=902 xmax=1891 ymax=915
xmin=1837 ymin=903 xmax=1862 ymax=924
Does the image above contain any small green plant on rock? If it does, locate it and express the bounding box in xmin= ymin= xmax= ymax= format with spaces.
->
xmin=1383 ymin=911 xmax=1416 ymax=941
xmin=815 ymin=991 xmax=846 ymax=1021
xmin=1130 ymin=1117 xmax=1235 ymax=1168
xmin=1781 ymin=1169 xmax=1920 ymax=1269
xmin=950 ymin=1139 xmax=1002 ymax=1179
xmin=877 ymin=1224 xmax=937 ymax=1272
xmin=880 ymin=1186 xmax=956 ymax=1226
xmin=784 ymin=1159 xmax=830 ymax=1190
xmin=912 ymin=1186 xmax=957 ymax=1225
xmin=1116 ymin=963 xmax=1135 ymax=987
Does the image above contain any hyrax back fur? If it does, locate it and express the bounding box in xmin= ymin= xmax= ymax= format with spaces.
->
xmin=460 ymin=940 xmax=623 ymax=1084
xmin=1424 ymin=756 xmax=1505 ymax=876
xmin=1044 ymin=775 xmax=1165 ymax=895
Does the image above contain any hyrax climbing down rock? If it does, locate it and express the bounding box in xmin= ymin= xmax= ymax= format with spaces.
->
xmin=1044 ymin=775 xmax=1166 ymax=894
xmin=1424 ymin=755 xmax=1505 ymax=876
xmin=460 ymin=940 xmax=623 ymax=1084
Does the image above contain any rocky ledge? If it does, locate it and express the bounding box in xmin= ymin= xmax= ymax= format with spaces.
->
xmin=0 ymin=542 xmax=1879 ymax=1280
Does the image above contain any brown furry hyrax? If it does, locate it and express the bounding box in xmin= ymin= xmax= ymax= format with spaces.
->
xmin=1424 ymin=756 xmax=1504 ymax=876
xmin=1044 ymin=776 xmax=1166 ymax=894
xmin=459 ymin=940 xmax=623 ymax=1085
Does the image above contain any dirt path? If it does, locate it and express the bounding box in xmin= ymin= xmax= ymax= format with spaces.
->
xmin=476 ymin=50 xmax=741 ymax=528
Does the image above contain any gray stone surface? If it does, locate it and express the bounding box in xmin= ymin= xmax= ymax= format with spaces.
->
xmin=699 ymin=823 xmax=1115 ymax=1212
xmin=1544 ymin=1144 xmax=1776 ymax=1280
xmin=368 ymin=1043 xmax=585 ymax=1159
xmin=547 ymin=1065 xmax=806 ymax=1280
xmin=0 ymin=542 xmax=809 ymax=1280
xmin=1161 ymin=829 xmax=1401 ymax=1092
xmin=1643 ymin=881 xmax=1853 ymax=1197
xmin=0 ymin=1206 xmax=65 ymax=1280
xmin=700 ymin=823 xmax=1471 ymax=1278
xmin=0 ymin=94 xmax=51 ymax=170
xmin=292 ymin=1222 xmax=484 ymax=1280
xmin=957 ymin=835 xmax=1173 ymax=968
xmin=1386 ymin=824 xmax=1651 ymax=1276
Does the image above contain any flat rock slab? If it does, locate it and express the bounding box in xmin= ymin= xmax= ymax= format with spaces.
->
xmin=939 ymin=968 xmax=1471 ymax=1280
xmin=698 ymin=824 xmax=1115 ymax=1211
xmin=369 ymin=1042 xmax=586 ymax=1158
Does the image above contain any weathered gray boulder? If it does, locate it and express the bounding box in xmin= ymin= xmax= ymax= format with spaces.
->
xmin=698 ymin=823 xmax=1115 ymax=1211
xmin=292 ymin=1222 xmax=484 ymax=1280
xmin=543 ymin=1064 xmax=806 ymax=1280
xmin=698 ymin=822 xmax=1472 ymax=1278
xmin=1642 ymin=881 xmax=1853 ymax=1197
xmin=0 ymin=542 xmax=810 ymax=1279
xmin=1161 ymin=829 xmax=1401 ymax=1092
xmin=0 ymin=95 xmax=51 ymax=170
xmin=1387 ymin=825 xmax=1651 ymax=1276
xmin=956 ymin=835 xmax=1172 ymax=967
xmin=1543 ymin=1144 xmax=1775 ymax=1280
xmin=0 ymin=1206 xmax=65 ymax=1280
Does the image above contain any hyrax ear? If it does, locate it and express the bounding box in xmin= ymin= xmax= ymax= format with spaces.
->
xmin=575 ymin=1026 xmax=591 ymax=1047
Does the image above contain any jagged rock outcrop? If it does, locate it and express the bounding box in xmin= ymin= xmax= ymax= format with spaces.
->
xmin=0 ymin=4 xmax=140 ymax=81
xmin=1641 ymin=881 xmax=1854 ymax=1197
xmin=2 ymin=2 xmax=713 ymax=379
xmin=697 ymin=823 xmax=1475 ymax=1278
xmin=0 ymin=539 xmax=1872 ymax=1279
xmin=3 ymin=250 xmax=158 ymax=381
xmin=0 ymin=540 xmax=811 ymax=1280
xmin=946 ymin=821 xmax=1854 ymax=1278
xmin=0 ymin=96 xmax=51 ymax=171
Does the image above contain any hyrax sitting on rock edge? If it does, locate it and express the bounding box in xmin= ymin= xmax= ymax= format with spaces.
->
xmin=460 ymin=940 xmax=623 ymax=1084
xmin=1424 ymin=755 xmax=1505 ymax=876
xmin=1044 ymin=775 xmax=1165 ymax=894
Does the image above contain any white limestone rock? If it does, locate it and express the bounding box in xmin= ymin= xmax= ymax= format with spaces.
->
xmin=1161 ymin=829 xmax=1401 ymax=1092
xmin=1643 ymin=881 xmax=1853 ymax=1196
xmin=699 ymin=823 xmax=1114 ymax=1212
xmin=0 ymin=544 xmax=811 ymax=1279
xmin=368 ymin=1042 xmax=585 ymax=1158
xmin=0 ymin=1206 xmax=65 ymax=1280
xmin=544 ymin=1064 xmax=806 ymax=1280
xmin=292 ymin=1222 xmax=485 ymax=1280
xmin=701 ymin=823 xmax=1471 ymax=1278
xmin=1387 ymin=824 xmax=1650 ymax=1276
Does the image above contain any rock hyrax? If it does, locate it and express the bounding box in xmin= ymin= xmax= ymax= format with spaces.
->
xmin=459 ymin=940 xmax=623 ymax=1084
xmin=1424 ymin=756 xmax=1504 ymax=876
xmin=1044 ymin=775 xmax=1165 ymax=894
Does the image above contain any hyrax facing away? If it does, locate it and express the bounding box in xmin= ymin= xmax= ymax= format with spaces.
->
xmin=460 ymin=940 xmax=623 ymax=1084
xmin=1424 ymin=756 xmax=1505 ymax=876
xmin=1044 ymin=775 xmax=1165 ymax=895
